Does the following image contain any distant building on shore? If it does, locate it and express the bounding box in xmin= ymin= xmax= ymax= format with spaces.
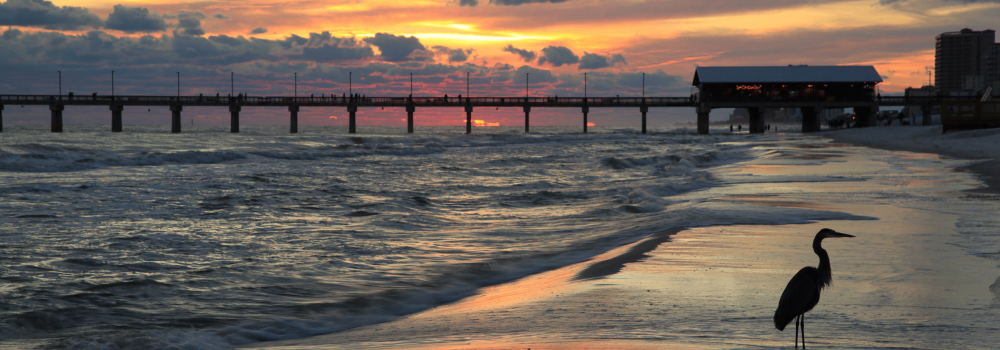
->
xmin=902 ymin=86 xmax=938 ymax=125
xmin=935 ymin=28 xmax=1000 ymax=96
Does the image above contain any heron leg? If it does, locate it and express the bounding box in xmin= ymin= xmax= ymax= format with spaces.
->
xmin=801 ymin=314 xmax=806 ymax=349
xmin=795 ymin=315 xmax=800 ymax=349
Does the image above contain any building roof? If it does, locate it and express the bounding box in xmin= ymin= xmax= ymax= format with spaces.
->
xmin=692 ymin=66 xmax=883 ymax=85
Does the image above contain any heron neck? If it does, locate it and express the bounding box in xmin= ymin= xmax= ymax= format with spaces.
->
xmin=813 ymin=236 xmax=833 ymax=287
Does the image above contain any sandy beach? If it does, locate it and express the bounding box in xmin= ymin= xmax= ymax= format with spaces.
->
xmin=243 ymin=126 xmax=1000 ymax=350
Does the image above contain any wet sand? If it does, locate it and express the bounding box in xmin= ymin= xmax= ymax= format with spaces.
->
xmin=824 ymin=125 xmax=1000 ymax=195
xmin=244 ymin=130 xmax=1000 ymax=349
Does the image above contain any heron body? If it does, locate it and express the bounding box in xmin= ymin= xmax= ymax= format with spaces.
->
xmin=774 ymin=228 xmax=854 ymax=348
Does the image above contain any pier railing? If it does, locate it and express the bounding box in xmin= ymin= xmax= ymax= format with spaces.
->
xmin=3 ymin=94 xmax=980 ymax=107
xmin=0 ymin=95 xmax=695 ymax=107
xmin=0 ymin=93 xmax=983 ymax=135
xmin=698 ymin=95 xmax=973 ymax=107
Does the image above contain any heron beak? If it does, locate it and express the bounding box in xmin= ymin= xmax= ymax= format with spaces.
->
xmin=830 ymin=231 xmax=855 ymax=238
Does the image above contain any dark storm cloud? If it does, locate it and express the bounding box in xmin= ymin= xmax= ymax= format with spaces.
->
xmin=2 ymin=27 xmax=20 ymax=39
xmin=578 ymin=52 xmax=610 ymax=70
xmin=305 ymin=31 xmax=348 ymax=47
xmin=300 ymin=42 xmax=374 ymax=61
xmin=446 ymin=73 xmax=493 ymax=85
xmin=250 ymin=27 xmax=267 ymax=34
xmin=548 ymin=70 xmax=685 ymax=95
xmin=510 ymin=65 xmax=557 ymax=84
xmin=0 ymin=0 xmax=101 ymax=30
xmin=177 ymin=11 xmax=205 ymax=36
xmin=578 ymin=52 xmax=628 ymax=70
xmin=613 ymin=71 xmax=685 ymax=89
xmin=296 ymin=32 xmax=374 ymax=62
xmin=502 ymin=44 xmax=535 ymax=62
xmin=555 ymin=73 xmax=580 ymax=88
xmin=442 ymin=48 xmax=470 ymax=62
xmin=363 ymin=33 xmax=427 ymax=62
xmin=537 ymin=46 xmax=578 ymax=67
xmin=494 ymin=62 xmax=515 ymax=71
xmin=449 ymin=49 xmax=469 ymax=62
xmin=0 ymin=29 xmax=283 ymax=67
xmin=384 ymin=62 xmax=463 ymax=77
xmin=280 ymin=34 xmax=308 ymax=49
xmin=104 ymin=5 xmax=168 ymax=33
xmin=609 ymin=53 xmax=626 ymax=66
xmin=433 ymin=45 xmax=471 ymax=62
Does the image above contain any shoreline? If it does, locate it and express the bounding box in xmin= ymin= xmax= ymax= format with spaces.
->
xmin=243 ymin=131 xmax=1000 ymax=349
xmin=821 ymin=125 xmax=1000 ymax=194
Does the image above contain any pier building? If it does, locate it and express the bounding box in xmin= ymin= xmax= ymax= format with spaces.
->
xmin=692 ymin=65 xmax=883 ymax=133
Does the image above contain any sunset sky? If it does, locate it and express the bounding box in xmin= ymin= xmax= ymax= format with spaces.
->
xmin=1 ymin=0 xmax=997 ymax=127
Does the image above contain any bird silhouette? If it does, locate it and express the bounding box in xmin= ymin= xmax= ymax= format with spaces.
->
xmin=774 ymin=228 xmax=854 ymax=349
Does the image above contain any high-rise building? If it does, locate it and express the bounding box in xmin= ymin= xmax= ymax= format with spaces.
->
xmin=935 ymin=28 xmax=996 ymax=95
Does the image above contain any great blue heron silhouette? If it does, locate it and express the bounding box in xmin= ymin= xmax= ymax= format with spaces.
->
xmin=774 ymin=228 xmax=854 ymax=349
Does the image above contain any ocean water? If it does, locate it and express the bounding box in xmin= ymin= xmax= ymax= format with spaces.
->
xmin=0 ymin=124 xmax=993 ymax=349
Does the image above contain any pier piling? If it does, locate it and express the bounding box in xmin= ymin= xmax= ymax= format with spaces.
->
xmin=801 ymin=107 xmax=821 ymax=132
xmin=406 ymin=104 xmax=415 ymax=134
xmin=0 ymin=104 xmax=4 ymax=132
xmin=582 ymin=106 xmax=589 ymax=133
xmin=289 ymin=105 xmax=299 ymax=133
xmin=748 ymin=107 xmax=763 ymax=134
xmin=348 ymin=104 xmax=357 ymax=134
xmin=523 ymin=105 xmax=530 ymax=133
xmin=465 ymin=105 xmax=473 ymax=134
xmin=170 ymin=104 xmax=182 ymax=133
xmin=696 ymin=107 xmax=710 ymax=134
xmin=640 ymin=105 xmax=648 ymax=134
xmin=854 ymin=106 xmax=873 ymax=128
xmin=110 ymin=104 xmax=123 ymax=132
xmin=50 ymin=104 xmax=64 ymax=132
xmin=229 ymin=105 xmax=241 ymax=133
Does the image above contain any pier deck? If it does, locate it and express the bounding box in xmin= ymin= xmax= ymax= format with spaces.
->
xmin=0 ymin=94 xmax=974 ymax=134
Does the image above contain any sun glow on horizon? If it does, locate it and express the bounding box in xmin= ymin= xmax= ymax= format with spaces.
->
xmin=473 ymin=120 xmax=500 ymax=127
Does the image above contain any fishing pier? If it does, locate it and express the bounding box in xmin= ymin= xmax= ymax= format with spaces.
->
xmin=0 ymin=66 xmax=978 ymax=134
